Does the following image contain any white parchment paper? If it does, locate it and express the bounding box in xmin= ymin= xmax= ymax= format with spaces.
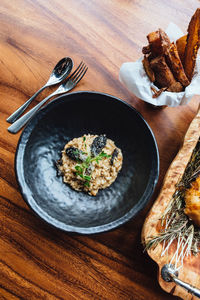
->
xmin=119 ymin=23 xmax=200 ymax=107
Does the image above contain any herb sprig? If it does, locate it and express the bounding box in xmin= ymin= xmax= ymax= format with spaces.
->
xmin=75 ymin=151 xmax=111 ymax=187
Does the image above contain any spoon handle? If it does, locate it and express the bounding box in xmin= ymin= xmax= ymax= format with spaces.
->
xmin=7 ymin=90 xmax=58 ymax=134
xmin=6 ymin=85 xmax=47 ymax=123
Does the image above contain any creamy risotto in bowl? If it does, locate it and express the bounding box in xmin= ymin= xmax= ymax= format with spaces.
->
xmin=15 ymin=91 xmax=159 ymax=233
xmin=57 ymin=134 xmax=123 ymax=196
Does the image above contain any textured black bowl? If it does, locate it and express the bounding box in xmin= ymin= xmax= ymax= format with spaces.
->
xmin=15 ymin=91 xmax=159 ymax=234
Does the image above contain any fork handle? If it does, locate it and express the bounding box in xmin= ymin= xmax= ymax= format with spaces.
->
xmin=7 ymin=90 xmax=57 ymax=134
xmin=6 ymin=85 xmax=47 ymax=123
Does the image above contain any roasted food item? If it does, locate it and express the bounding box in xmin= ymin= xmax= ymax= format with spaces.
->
xmin=142 ymin=29 xmax=188 ymax=95
xmin=184 ymin=8 xmax=200 ymax=81
xmin=165 ymin=42 xmax=190 ymax=87
xmin=144 ymin=28 xmax=171 ymax=57
xmin=57 ymin=134 xmax=123 ymax=196
xmin=142 ymin=9 xmax=200 ymax=97
xmin=166 ymin=82 xmax=183 ymax=92
xmin=150 ymin=56 xmax=181 ymax=89
xmin=151 ymin=86 xmax=167 ymax=98
xmin=142 ymin=55 xmax=155 ymax=82
xmin=176 ymin=34 xmax=187 ymax=64
xmin=184 ymin=175 xmax=200 ymax=226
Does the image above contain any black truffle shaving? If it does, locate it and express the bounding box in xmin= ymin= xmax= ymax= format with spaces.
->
xmin=110 ymin=148 xmax=119 ymax=165
xmin=65 ymin=147 xmax=86 ymax=162
xmin=90 ymin=134 xmax=107 ymax=157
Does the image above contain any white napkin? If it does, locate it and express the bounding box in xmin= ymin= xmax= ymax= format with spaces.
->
xmin=119 ymin=23 xmax=200 ymax=107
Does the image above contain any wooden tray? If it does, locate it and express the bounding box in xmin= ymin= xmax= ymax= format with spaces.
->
xmin=142 ymin=107 xmax=200 ymax=299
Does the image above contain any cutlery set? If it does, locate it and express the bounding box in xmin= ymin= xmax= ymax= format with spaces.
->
xmin=7 ymin=57 xmax=88 ymax=133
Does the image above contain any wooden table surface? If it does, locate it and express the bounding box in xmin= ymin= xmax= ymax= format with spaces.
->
xmin=0 ymin=1 xmax=200 ymax=299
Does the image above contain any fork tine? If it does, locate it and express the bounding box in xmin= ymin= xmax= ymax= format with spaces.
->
xmin=74 ymin=66 xmax=88 ymax=85
xmin=67 ymin=61 xmax=83 ymax=80
xmin=71 ymin=62 xmax=86 ymax=81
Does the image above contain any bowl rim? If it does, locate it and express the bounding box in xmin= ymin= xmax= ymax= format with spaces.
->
xmin=15 ymin=91 xmax=160 ymax=234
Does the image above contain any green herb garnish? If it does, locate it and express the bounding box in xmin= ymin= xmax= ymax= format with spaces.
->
xmin=83 ymin=136 xmax=87 ymax=149
xmin=75 ymin=151 xmax=111 ymax=187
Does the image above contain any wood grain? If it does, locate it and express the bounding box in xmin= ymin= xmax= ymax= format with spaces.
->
xmin=0 ymin=0 xmax=200 ymax=299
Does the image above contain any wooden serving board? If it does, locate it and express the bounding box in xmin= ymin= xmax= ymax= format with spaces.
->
xmin=142 ymin=106 xmax=200 ymax=300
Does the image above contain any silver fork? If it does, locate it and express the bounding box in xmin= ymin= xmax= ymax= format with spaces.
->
xmin=8 ymin=62 xmax=88 ymax=134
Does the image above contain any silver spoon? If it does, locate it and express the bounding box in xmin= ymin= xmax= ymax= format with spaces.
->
xmin=161 ymin=264 xmax=200 ymax=298
xmin=6 ymin=57 xmax=73 ymax=123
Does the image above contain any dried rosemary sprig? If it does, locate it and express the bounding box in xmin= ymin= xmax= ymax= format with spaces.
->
xmin=144 ymin=137 xmax=200 ymax=256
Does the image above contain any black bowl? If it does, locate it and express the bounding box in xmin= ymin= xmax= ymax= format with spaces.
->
xmin=15 ymin=91 xmax=159 ymax=234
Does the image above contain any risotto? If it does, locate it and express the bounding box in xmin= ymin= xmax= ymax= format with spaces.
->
xmin=57 ymin=134 xmax=123 ymax=196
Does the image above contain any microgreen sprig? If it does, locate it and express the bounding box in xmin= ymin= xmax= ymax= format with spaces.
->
xmin=83 ymin=136 xmax=87 ymax=150
xmin=75 ymin=151 xmax=111 ymax=187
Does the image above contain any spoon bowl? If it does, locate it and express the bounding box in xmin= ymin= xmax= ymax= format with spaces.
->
xmin=47 ymin=57 xmax=74 ymax=85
